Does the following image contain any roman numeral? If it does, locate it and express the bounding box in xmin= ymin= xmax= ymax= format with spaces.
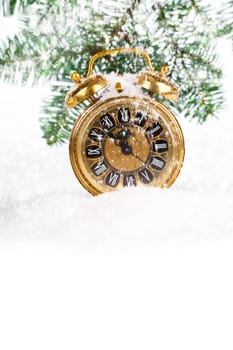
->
xmin=100 ymin=114 xmax=115 ymax=130
xmin=138 ymin=168 xmax=153 ymax=184
xmin=150 ymin=156 xmax=165 ymax=170
xmin=88 ymin=128 xmax=104 ymax=142
xmin=106 ymin=171 xmax=120 ymax=187
xmin=134 ymin=112 xmax=148 ymax=127
xmin=118 ymin=108 xmax=130 ymax=123
xmin=153 ymin=140 xmax=168 ymax=153
xmin=123 ymin=174 xmax=136 ymax=187
xmin=86 ymin=146 xmax=102 ymax=158
xmin=91 ymin=161 xmax=108 ymax=176
xmin=146 ymin=122 xmax=163 ymax=138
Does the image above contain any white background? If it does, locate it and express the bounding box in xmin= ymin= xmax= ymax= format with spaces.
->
xmin=0 ymin=4 xmax=233 ymax=349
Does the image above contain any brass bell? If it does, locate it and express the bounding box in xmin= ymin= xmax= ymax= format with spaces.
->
xmin=137 ymin=65 xmax=179 ymax=101
xmin=66 ymin=73 xmax=107 ymax=108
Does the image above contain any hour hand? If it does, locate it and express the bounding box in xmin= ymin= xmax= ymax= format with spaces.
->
xmin=104 ymin=128 xmax=132 ymax=141
xmin=117 ymin=129 xmax=132 ymax=140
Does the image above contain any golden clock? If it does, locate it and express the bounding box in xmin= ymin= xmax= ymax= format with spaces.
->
xmin=66 ymin=48 xmax=185 ymax=195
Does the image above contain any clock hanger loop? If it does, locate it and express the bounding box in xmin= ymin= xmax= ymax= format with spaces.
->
xmin=86 ymin=48 xmax=154 ymax=77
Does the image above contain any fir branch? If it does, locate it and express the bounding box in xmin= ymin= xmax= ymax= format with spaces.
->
xmin=0 ymin=0 xmax=230 ymax=145
xmin=40 ymin=84 xmax=75 ymax=145
xmin=216 ymin=0 xmax=233 ymax=42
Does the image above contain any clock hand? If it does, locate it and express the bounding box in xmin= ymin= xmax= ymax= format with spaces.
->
xmin=117 ymin=138 xmax=147 ymax=165
xmin=118 ymin=129 xmax=132 ymax=139
xmin=130 ymin=150 xmax=147 ymax=166
xmin=104 ymin=129 xmax=116 ymax=139
xmin=119 ymin=140 xmax=132 ymax=155
xmin=104 ymin=127 xmax=145 ymax=162
xmin=103 ymin=128 xmax=132 ymax=155
xmin=104 ymin=128 xmax=132 ymax=141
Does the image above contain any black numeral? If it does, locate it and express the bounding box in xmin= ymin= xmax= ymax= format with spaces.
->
xmin=134 ymin=112 xmax=148 ymax=127
xmin=150 ymin=156 xmax=165 ymax=170
xmin=138 ymin=168 xmax=154 ymax=184
xmin=91 ymin=161 xmax=108 ymax=176
xmin=123 ymin=174 xmax=136 ymax=187
xmin=118 ymin=108 xmax=130 ymax=124
xmin=146 ymin=122 xmax=163 ymax=138
xmin=86 ymin=145 xmax=102 ymax=158
xmin=100 ymin=114 xmax=115 ymax=130
xmin=153 ymin=140 xmax=168 ymax=153
xmin=106 ymin=171 xmax=120 ymax=187
xmin=88 ymin=128 xmax=104 ymax=142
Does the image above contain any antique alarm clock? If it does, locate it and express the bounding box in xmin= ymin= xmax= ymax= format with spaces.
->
xmin=66 ymin=48 xmax=184 ymax=195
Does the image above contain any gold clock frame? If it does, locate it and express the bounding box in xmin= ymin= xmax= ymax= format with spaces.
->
xmin=69 ymin=95 xmax=185 ymax=196
xmin=67 ymin=48 xmax=185 ymax=196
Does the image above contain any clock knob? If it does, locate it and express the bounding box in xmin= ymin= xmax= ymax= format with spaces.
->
xmin=115 ymin=82 xmax=123 ymax=93
xmin=70 ymin=71 xmax=81 ymax=83
xmin=160 ymin=64 xmax=170 ymax=76
xmin=65 ymin=75 xmax=107 ymax=108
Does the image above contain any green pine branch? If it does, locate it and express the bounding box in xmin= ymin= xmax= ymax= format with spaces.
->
xmin=216 ymin=0 xmax=233 ymax=42
xmin=0 ymin=0 xmax=231 ymax=145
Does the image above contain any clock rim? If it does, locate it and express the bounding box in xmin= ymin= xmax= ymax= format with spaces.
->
xmin=69 ymin=95 xmax=185 ymax=196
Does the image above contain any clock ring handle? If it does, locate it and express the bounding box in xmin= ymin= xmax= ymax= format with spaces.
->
xmin=86 ymin=48 xmax=154 ymax=77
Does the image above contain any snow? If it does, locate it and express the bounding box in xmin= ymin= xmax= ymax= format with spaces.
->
xmin=0 ymin=39 xmax=233 ymax=349
xmin=1 ymin=42 xmax=232 ymax=245
xmin=100 ymin=73 xmax=145 ymax=100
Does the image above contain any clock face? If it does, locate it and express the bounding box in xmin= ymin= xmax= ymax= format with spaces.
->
xmin=69 ymin=96 xmax=184 ymax=195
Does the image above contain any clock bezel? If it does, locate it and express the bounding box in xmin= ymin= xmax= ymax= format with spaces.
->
xmin=69 ymin=95 xmax=185 ymax=195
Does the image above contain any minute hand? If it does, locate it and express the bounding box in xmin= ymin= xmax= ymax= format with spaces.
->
xmin=130 ymin=150 xmax=147 ymax=166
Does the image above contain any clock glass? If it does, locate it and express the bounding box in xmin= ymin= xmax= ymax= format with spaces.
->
xmin=69 ymin=95 xmax=184 ymax=195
